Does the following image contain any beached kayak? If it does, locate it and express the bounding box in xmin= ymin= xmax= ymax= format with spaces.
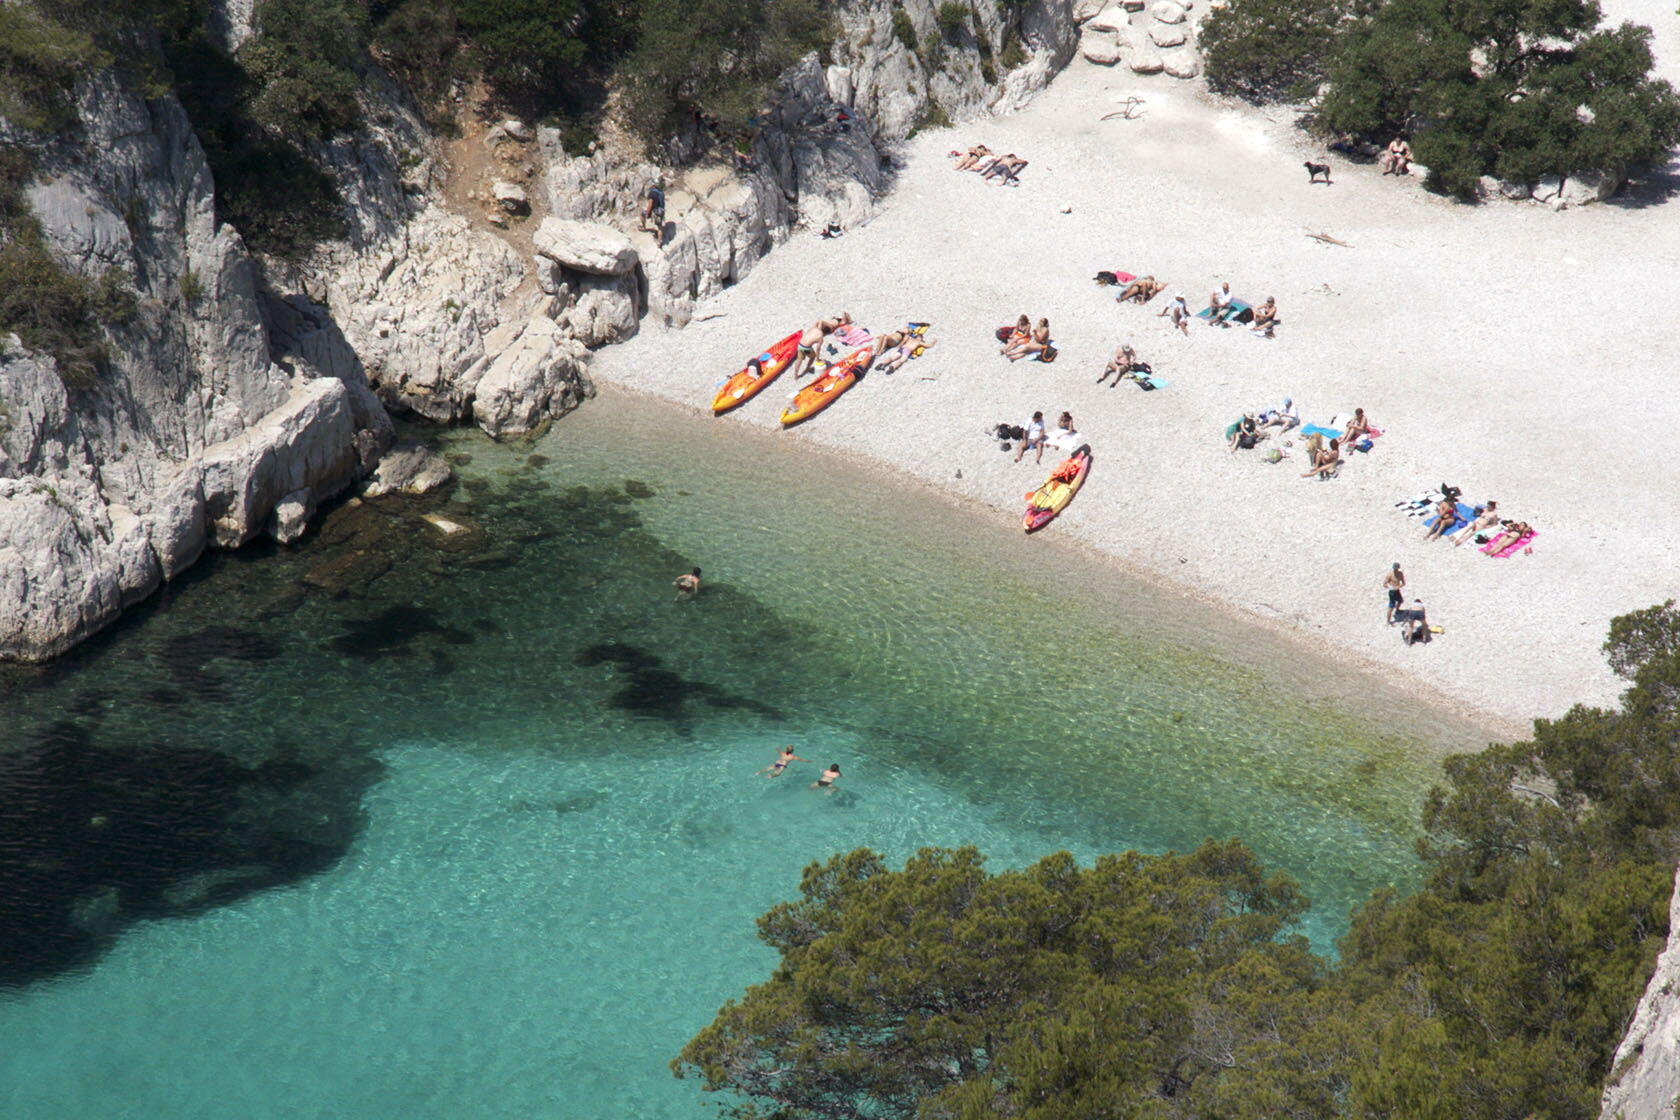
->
xmin=711 ymin=331 xmax=802 ymax=415
xmin=1023 ymin=445 xmax=1092 ymax=533
xmin=779 ymin=346 xmax=871 ymax=426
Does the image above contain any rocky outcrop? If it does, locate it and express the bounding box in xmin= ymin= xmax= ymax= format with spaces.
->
xmin=1078 ymin=0 xmax=1206 ymax=80
xmin=1601 ymin=864 xmax=1680 ymax=1120
xmin=0 ymin=67 xmax=388 ymax=661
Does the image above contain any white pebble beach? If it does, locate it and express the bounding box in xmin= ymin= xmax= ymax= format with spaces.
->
xmin=595 ymin=4 xmax=1680 ymax=733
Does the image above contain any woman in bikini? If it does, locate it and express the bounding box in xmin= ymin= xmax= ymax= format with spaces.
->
xmin=811 ymin=763 xmax=841 ymax=793
xmin=1005 ymin=318 xmax=1050 ymax=361
xmin=1422 ymin=495 xmax=1460 ymax=541
xmin=954 ymin=144 xmax=990 ymax=171
xmin=1341 ymin=407 xmax=1372 ymax=447
xmin=1301 ymin=438 xmax=1341 ymax=478
xmin=1117 ymin=276 xmax=1165 ymax=304
xmin=758 ymin=746 xmax=807 ymax=778
xmin=875 ymin=333 xmax=935 ymax=374
xmin=1453 ymin=501 xmax=1499 ymax=547
xmin=999 ymin=314 xmax=1031 ymax=354
xmin=1484 ymin=520 xmax=1532 ymax=554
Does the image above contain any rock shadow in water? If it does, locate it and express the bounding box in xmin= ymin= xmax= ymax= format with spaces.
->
xmin=0 ymin=723 xmax=373 ymax=989
xmin=332 ymin=604 xmax=475 ymax=660
xmin=572 ymin=641 xmax=780 ymax=736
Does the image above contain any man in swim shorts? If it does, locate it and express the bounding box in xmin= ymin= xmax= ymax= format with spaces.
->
xmin=1383 ymin=563 xmax=1405 ymax=624
xmin=793 ymin=312 xmax=851 ymax=378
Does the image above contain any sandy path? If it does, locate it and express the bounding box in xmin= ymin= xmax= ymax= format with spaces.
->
xmin=593 ymin=55 xmax=1680 ymax=729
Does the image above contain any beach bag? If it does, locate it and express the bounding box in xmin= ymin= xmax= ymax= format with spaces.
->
xmin=1039 ymin=344 xmax=1059 ymax=363
xmin=1094 ymin=270 xmax=1118 ymax=285
xmin=995 ymin=326 xmax=1012 ymax=342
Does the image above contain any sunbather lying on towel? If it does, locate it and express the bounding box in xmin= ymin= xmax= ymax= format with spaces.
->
xmin=1118 ymin=276 xmax=1166 ymax=304
xmin=872 ymin=329 xmax=936 ymax=374
xmin=982 ymin=154 xmax=1028 ymax=183
xmin=1484 ymin=521 xmax=1533 ymax=554
xmin=953 ymin=144 xmax=991 ymax=171
xmin=1453 ymin=501 xmax=1499 ymax=546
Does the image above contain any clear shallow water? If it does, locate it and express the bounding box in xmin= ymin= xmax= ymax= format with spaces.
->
xmin=0 ymin=391 xmax=1492 ymax=1118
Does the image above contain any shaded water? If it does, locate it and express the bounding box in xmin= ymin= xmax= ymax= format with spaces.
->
xmin=0 ymin=391 xmax=1493 ymax=1117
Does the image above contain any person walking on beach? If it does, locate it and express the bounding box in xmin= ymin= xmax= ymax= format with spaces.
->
xmin=674 ymin=567 xmax=702 ymax=598
xmin=1383 ymin=563 xmax=1406 ymax=624
xmin=759 ymin=746 xmax=807 ymax=778
xmin=812 ymin=763 xmax=841 ymax=793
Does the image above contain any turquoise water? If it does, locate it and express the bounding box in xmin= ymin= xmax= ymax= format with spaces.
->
xmin=0 ymin=391 xmax=1491 ymax=1118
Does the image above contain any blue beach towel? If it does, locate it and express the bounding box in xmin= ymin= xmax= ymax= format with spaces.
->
xmin=1301 ymin=423 xmax=1341 ymax=439
xmin=1423 ymin=502 xmax=1479 ymax=534
xmin=1196 ymin=299 xmax=1254 ymax=323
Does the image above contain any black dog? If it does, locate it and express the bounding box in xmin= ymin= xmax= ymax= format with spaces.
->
xmin=1305 ymin=160 xmax=1332 ymax=184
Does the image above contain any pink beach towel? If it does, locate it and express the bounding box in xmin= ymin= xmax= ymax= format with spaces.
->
xmin=834 ymin=325 xmax=872 ymax=347
xmin=1482 ymin=530 xmax=1536 ymax=558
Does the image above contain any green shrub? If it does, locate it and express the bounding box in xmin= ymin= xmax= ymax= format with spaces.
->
xmin=179 ymin=267 xmax=204 ymax=304
xmin=923 ymin=101 xmax=951 ymax=130
xmin=372 ymin=0 xmax=460 ymax=110
xmin=979 ymin=57 xmax=997 ymax=84
xmin=0 ymin=2 xmax=102 ymax=131
xmin=1200 ymin=0 xmax=1341 ymax=102
xmin=934 ymin=1 xmax=970 ymax=41
xmin=618 ymin=0 xmax=828 ymax=141
xmin=891 ymin=8 xmax=917 ymax=52
xmin=999 ymin=29 xmax=1026 ymax=69
xmin=1316 ymin=0 xmax=1680 ymax=198
xmin=240 ymin=0 xmax=369 ymax=139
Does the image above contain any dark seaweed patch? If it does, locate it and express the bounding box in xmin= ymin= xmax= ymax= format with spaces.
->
xmin=0 ymin=723 xmax=365 ymax=988
xmin=572 ymin=642 xmax=779 ymax=734
xmin=332 ymin=605 xmax=474 ymax=660
xmin=623 ymin=479 xmax=655 ymax=499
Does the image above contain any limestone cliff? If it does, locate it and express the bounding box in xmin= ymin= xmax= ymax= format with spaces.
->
xmin=1601 ymin=863 xmax=1680 ymax=1120
xmin=1 ymin=0 xmax=1078 ymax=659
xmin=0 ymin=70 xmax=389 ymax=660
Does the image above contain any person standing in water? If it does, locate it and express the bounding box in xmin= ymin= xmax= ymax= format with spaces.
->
xmin=758 ymin=746 xmax=808 ymax=778
xmin=674 ymin=567 xmax=702 ymax=598
xmin=812 ymin=763 xmax=841 ymax=793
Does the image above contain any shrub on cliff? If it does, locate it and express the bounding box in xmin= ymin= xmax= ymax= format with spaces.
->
xmin=618 ymin=0 xmax=827 ymax=141
xmin=240 ymin=0 xmax=369 ymax=139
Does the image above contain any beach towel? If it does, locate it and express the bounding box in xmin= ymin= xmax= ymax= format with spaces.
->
xmin=1483 ymin=530 xmax=1537 ymax=558
xmin=1197 ymin=299 xmax=1254 ymax=323
xmin=834 ymin=325 xmax=872 ymax=347
xmin=1133 ymin=374 xmax=1168 ymax=390
xmin=1301 ymin=423 xmax=1341 ymax=440
xmin=1424 ymin=502 xmax=1478 ymax=535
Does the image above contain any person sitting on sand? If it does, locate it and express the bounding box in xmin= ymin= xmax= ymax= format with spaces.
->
xmin=1098 ymin=343 xmax=1139 ymax=386
xmin=1249 ymin=296 xmax=1278 ymax=336
xmin=793 ymin=312 xmax=852 ymax=377
xmin=1118 ymin=276 xmax=1166 ymax=304
xmin=1159 ymin=294 xmax=1192 ymax=335
xmin=674 ymin=567 xmax=702 ymax=597
xmin=1004 ymin=318 xmax=1050 ymax=362
xmin=1423 ymin=495 xmax=1460 ymax=541
xmin=954 ymin=144 xmax=991 ymax=171
xmin=1381 ymin=137 xmax=1413 ymax=176
xmin=1257 ymin=397 xmax=1299 ymax=432
xmin=1206 ymin=282 xmax=1234 ymax=326
xmin=1454 ymin=500 xmax=1500 ymax=547
xmin=1301 ymin=438 xmax=1341 ymax=478
xmin=1047 ymin=411 xmax=1080 ymax=451
xmin=1483 ymin=520 xmax=1533 ymax=554
xmin=1015 ymin=410 xmax=1047 ymax=463
xmin=1229 ymin=414 xmax=1260 ymax=453
xmin=1341 ymin=407 xmax=1372 ymax=447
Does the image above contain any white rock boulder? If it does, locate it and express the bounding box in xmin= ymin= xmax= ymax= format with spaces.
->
xmin=533 ymin=217 xmax=639 ymax=276
xmin=362 ymin=442 xmax=453 ymax=498
xmin=472 ymin=317 xmax=593 ymax=439
xmin=1162 ymin=52 xmax=1199 ymax=78
xmin=1558 ymin=170 xmax=1621 ymax=207
xmin=1074 ymin=0 xmax=1107 ymax=21
xmin=1150 ymin=25 xmax=1187 ymax=46
xmin=1086 ymin=6 xmax=1129 ymax=32
xmin=492 ymin=180 xmax=528 ymax=212
xmin=1081 ymin=31 xmax=1123 ymax=64
xmin=1532 ymin=175 xmax=1563 ymax=204
xmin=271 ymin=490 xmax=312 ymax=544
xmin=1152 ymin=1 xmax=1187 ymax=22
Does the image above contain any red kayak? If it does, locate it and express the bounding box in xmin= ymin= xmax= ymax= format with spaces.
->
xmin=711 ymin=331 xmax=802 ymax=415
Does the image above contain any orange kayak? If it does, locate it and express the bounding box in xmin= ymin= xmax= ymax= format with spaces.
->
xmin=779 ymin=346 xmax=872 ymax=426
xmin=711 ymin=331 xmax=802 ymax=414
xmin=1023 ymin=445 xmax=1092 ymax=532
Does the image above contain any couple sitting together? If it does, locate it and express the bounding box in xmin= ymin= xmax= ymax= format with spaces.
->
xmin=1013 ymin=411 xmax=1079 ymax=463
xmin=996 ymin=315 xmax=1055 ymax=362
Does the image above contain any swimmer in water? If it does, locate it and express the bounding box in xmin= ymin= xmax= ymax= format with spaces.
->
xmin=674 ymin=567 xmax=701 ymax=598
xmin=758 ymin=746 xmax=807 ymax=778
xmin=811 ymin=763 xmax=841 ymax=793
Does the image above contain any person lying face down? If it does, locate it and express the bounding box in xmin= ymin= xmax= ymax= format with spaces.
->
xmin=1117 ymin=276 xmax=1166 ymax=304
